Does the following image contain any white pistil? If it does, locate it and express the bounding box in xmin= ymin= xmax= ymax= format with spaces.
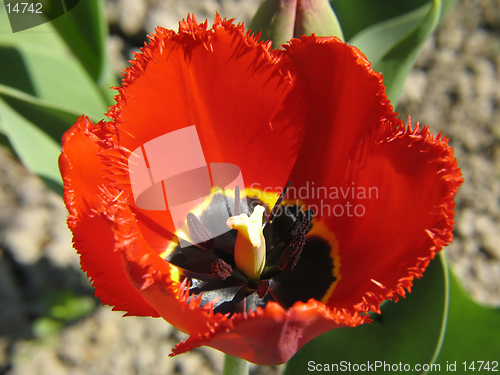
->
xmin=226 ymin=205 xmax=266 ymax=281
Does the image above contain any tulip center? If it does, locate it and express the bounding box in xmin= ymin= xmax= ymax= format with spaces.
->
xmin=163 ymin=181 xmax=337 ymax=315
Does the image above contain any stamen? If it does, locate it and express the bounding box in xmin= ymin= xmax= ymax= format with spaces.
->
xmin=280 ymin=209 xmax=313 ymax=271
xmin=187 ymin=213 xmax=215 ymax=250
xmin=257 ymin=279 xmax=270 ymax=298
xmin=290 ymin=209 xmax=314 ymax=237
xmin=280 ymin=233 xmax=306 ymax=271
xmin=234 ymin=186 xmax=241 ymax=215
xmin=221 ymin=189 xmax=233 ymax=218
xmin=211 ymin=259 xmax=233 ymax=280
xmin=268 ymin=180 xmax=292 ymax=223
xmin=233 ymin=287 xmax=247 ymax=314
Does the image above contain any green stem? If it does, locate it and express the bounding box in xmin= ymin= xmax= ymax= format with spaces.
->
xmin=223 ymin=354 xmax=249 ymax=375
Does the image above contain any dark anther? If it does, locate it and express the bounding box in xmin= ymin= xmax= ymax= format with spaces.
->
xmin=187 ymin=213 xmax=215 ymax=250
xmin=279 ymin=208 xmax=313 ymax=271
xmin=211 ymin=259 xmax=233 ymax=280
xmin=257 ymin=279 xmax=270 ymax=298
xmin=268 ymin=181 xmax=292 ymax=223
xmin=234 ymin=186 xmax=241 ymax=215
xmin=290 ymin=209 xmax=314 ymax=237
xmin=279 ymin=233 xmax=306 ymax=271
xmin=300 ymin=209 xmax=314 ymax=232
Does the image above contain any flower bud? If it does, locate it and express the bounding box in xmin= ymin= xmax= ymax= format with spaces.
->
xmin=250 ymin=0 xmax=344 ymax=46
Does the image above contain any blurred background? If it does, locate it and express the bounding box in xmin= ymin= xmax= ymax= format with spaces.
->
xmin=0 ymin=0 xmax=499 ymax=374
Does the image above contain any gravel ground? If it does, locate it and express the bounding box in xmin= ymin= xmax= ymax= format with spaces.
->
xmin=1 ymin=0 xmax=499 ymax=374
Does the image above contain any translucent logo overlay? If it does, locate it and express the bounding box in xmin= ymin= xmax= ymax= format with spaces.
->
xmin=128 ymin=126 xmax=246 ymax=248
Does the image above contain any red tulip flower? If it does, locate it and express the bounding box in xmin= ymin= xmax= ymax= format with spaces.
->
xmin=59 ymin=15 xmax=462 ymax=365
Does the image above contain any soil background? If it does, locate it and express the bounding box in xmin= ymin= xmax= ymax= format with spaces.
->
xmin=1 ymin=0 xmax=499 ymax=374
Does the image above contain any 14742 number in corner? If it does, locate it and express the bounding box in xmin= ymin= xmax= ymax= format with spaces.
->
xmin=6 ymin=3 xmax=42 ymax=13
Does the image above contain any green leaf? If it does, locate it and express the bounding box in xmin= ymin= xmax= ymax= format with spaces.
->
xmin=0 ymin=97 xmax=63 ymax=195
xmin=0 ymin=4 xmax=110 ymax=119
xmin=0 ymin=43 xmax=108 ymax=121
xmin=0 ymin=83 xmax=99 ymax=197
xmin=350 ymin=3 xmax=433 ymax=68
xmin=0 ymin=84 xmax=85 ymax=142
xmin=371 ymin=0 xmax=442 ymax=107
xmin=436 ymin=267 xmax=500 ymax=368
xmin=50 ymin=0 xmax=116 ymax=99
xmin=330 ymin=0 xmax=429 ymax=41
xmin=284 ymin=252 xmax=449 ymax=375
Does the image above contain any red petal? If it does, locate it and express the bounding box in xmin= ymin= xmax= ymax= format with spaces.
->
xmin=285 ymin=35 xmax=397 ymax=203
xmin=59 ymin=116 xmax=159 ymax=316
xmin=59 ymin=116 xmax=112 ymax=225
xmin=111 ymin=15 xmax=305 ymax=191
xmin=170 ymin=300 xmax=368 ymax=365
xmin=321 ymin=119 xmax=462 ymax=313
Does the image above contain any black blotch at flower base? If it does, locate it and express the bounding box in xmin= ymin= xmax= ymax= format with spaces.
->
xmin=164 ymin=187 xmax=337 ymax=315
